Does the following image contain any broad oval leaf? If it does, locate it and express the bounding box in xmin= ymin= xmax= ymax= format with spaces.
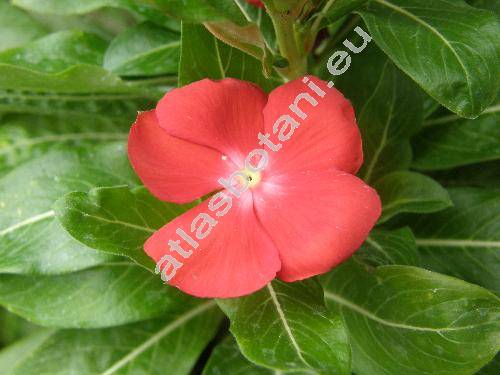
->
xmin=0 ymin=143 xmax=138 ymax=275
xmin=323 ymin=261 xmax=500 ymax=375
xmin=0 ymin=30 xmax=107 ymax=74
xmin=217 ymin=279 xmax=350 ymax=374
xmin=358 ymin=0 xmax=500 ymax=118
xmin=54 ymin=185 xmax=194 ymax=271
xmin=409 ymin=187 xmax=500 ymax=294
xmin=104 ymin=22 xmax=180 ymax=76
xmin=373 ymin=171 xmax=452 ymax=223
xmin=0 ymin=263 xmax=197 ymax=328
xmin=0 ymin=302 xmax=221 ymax=375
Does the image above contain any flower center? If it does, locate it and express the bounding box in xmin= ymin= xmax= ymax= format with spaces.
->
xmin=241 ymin=168 xmax=261 ymax=188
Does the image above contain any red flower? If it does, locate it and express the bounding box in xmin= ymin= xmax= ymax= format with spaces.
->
xmin=246 ymin=0 xmax=264 ymax=8
xmin=128 ymin=76 xmax=381 ymax=298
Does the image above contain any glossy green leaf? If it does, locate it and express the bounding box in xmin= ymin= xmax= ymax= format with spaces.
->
xmin=104 ymin=22 xmax=180 ymax=76
xmin=0 ymin=30 xmax=107 ymax=73
xmin=413 ymin=104 xmax=500 ymax=170
xmin=0 ymin=301 xmax=221 ymax=374
xmin=0 ymin=144 xmax=138 ymax=275
xmin=202 ymin=336 xmax=309 ymax=375
xmin=355 ymin=227 xmax=420 ymax=267
xmin=217 ymin=279 xmax=350 ymax=374
xmin=179 ymin=23 xmax=280 ymax=91
xmin=409 ymin=188 xmax=500 ymax=294
xmin=324 ymin=261 xmax=500 ymax=375
xmin=359 ymin=0 xmax=500 ymax=118
xmin=0 ymin=263 xmax=198 ymax=328
xmin=374 ymin=171 xmax=452 ymax=223
xmin=0 ymin=114 xmax=129 ymax=176
xmin=55 ymin=186 xmax=194 ymax=271
xmin=0 ymin=1 xmax=47 ymax=52
xmin=336 ymin=45 xmax=424 ymax=183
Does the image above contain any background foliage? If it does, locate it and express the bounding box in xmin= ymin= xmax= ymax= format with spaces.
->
xmin=0 ymin=0 xmax=498 ymax=374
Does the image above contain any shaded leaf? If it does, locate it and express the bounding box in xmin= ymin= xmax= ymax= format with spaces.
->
xmin=179 ymin=22 xmax=280 ymax=91
xmin=0 ymin=302 xmax=221 ymax=374
xmin=217 ymin=279 xmax=350 ymax=374
xmin=413 ymin=104 xmax=500 ymax=170
xmin=323 ymin=261 xmax=500 ymax=375
xmin=409 ymin=188 xmax=500 ymax=294
xmin=359 ymin=0 xmax=500 ymax=118
xmin=373 ymin=171 xmax=452 ymax=223
xmin=0 ymin=263 xmax=197 ymax=328
xmin=336 ymin=45 xmax=424 ymax=183
xmin=355 ymin=227 xmax=420 ymax=267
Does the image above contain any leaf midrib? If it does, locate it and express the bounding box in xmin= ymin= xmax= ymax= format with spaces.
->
xmin=266 ymin=284 xmax=314 ymax=370
xmin=373 ymin=0 xmax=474 ymax=110
xmin=100 ymin=301 xmax=216 ymax=375
xmin=324 ymin=290 xmax=494 ymax=332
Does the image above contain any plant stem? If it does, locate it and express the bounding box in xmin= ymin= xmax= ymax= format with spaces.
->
xmin=266 ymin=5 xmax=307 ymax=80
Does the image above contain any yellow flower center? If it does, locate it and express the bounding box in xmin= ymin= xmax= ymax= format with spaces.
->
xmin=241 ymin=168 xmax=261 ymax=188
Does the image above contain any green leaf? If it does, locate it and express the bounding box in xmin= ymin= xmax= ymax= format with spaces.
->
xmin=0 ymin=144 xmax=138 ymax=275
xmin=150 ymin=0 xmax=248 ymax=25
xmin=179 ymin=23 xmax=280 ymax=91
xmin=54 ymin=186 xmax=194 ymax=271
xmin=355 ymin=227 xmax=420 ymax=267
xmin=358 ymin=0 xmax=500 ymax=118
xmin=0 ymin=329 xmax=54 ymax=374
xmin=217 ymin=279 xmax=350 ymax=374
xmin=413 ymin=104 xmax=500 ymax=170
xmin=314 ymin=0 xmax=369 ymax=26
xmin=373 ymin=171 xmax=452 ymax=223
xmin=0 ymin=30 xmax=107 ymax=73
xmin=0 ymin=302 xmax=221 ymax=374
xmin=429 ymin=160 xmax=500 ymax=189
xmin=12 ymin=0 xmax=175 ymax=29
xmin=203 ymin=336 xmax=310 ymax=374
xmin=0 ymin=263 xmax=198 ymax=328
xmin=323 ymin=261 xmax=500 ymax=375
xmin=0 ymin=114 xmax=129 ymax=176
xmin=409 ymin=188 xmax=500 ymax=294
xmin=104 ymin=22 xmax=180 ymax=76
xmin=0 ymin=308 xmax=40 ymax=347
xmin=0 ymin=1 xmax=47 ymax=52
xmin=336 ymin=45 xmax=424 ymax=183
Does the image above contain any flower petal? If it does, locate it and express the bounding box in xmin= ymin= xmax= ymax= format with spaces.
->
xmin=156 ymin=78 xmax=267 ymax=166
xmin=263 ymin=76 xmax=363 ymax=175
xmin=144 ymin=191 xmax=281 ymax=298
xmin=253 ymin=169 xmax=381 ymax=282
xmin=128 ymin=110 xmax=236 ymax=203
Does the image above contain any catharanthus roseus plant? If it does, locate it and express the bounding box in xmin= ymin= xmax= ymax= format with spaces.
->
xmin=0 ymin=0 xmax=498 ymax=374
xmin=128 ymin=76 xmax=381 ymax=297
